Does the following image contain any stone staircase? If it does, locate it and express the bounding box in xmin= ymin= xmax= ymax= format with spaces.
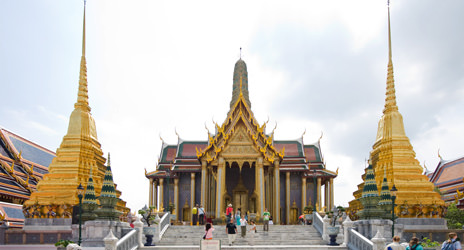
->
xmin=142 ymin=224 xmax=348 ymax=250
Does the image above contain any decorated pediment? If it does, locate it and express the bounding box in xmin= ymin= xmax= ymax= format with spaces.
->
xmin=197 ymin=77 xmax=284 ymax=164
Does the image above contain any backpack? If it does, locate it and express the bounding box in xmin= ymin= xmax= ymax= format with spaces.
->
xmin=442 ymin=241 xmax=456 ymax=250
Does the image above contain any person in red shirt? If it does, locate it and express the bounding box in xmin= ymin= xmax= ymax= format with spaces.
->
xmin=226 ymin=204 xmax=233 ymax=223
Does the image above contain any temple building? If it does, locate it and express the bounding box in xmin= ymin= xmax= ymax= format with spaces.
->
xmin=0 ymin=127 xmax=53 ymax=227
xmin=146 ymin=59 xmax=337 ymax=225
xmin=428 ymin=156 xmax=464 ymax=205
xmin=348 ymin=3 xmax=444 ymax=219
xmin=23 ymin=2 xmax=129 ymax=219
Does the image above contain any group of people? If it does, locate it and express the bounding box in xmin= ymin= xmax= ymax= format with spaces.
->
xmin=203 ymin=204 xmax=272 ymax=246
xmin=191 ymin=204 xmax=205 ymax=225
xmin=385 ymin=233 xmax=461 ymax=250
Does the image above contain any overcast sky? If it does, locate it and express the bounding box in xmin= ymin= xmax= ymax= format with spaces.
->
xmin=1 ymin=0 xmax=463 ymax=212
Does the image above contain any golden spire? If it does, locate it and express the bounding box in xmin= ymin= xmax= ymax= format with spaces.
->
xmin=383 ymin=1 xmax=398 ymax=114
xmin=75 ymin=0 xmax=90 ymax=112
xmin=24 ymin=0 xmax=128 ymax=217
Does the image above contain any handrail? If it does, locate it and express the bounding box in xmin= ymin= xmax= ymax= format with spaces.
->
xmin=116 ymin=229 xmax=138 ymax=250
xmin=158 ymin=212 xmax=170 ymax=241
xmin=347 ymin=228 xmax=373 ymax=250
xmin=313 ymin=212 xmax=323 ymax=235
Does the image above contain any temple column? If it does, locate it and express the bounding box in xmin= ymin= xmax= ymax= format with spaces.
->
xmin=190 ymin=173 xmax=196 ymax=224
xmin=274 ymin=160 xmax=280 ymax=224
xmin=317 ymin=177 xmax=321 ymax=211
xmin=286 ymin=172 xmax=290 ymax=224
xmin=216 ymin=157 xmax=226 ymax=219
xmin=159 ymin=178 xmax=164 ymax=211
xmin=324 ymin=180 xmax=329 ymax=212
xmin=174 ymin=178 xmax=179 ymax=217
xmin=265 ymin=169 xmax=270 ymax=212
xmin=201 ymin=160 xmax=207 ymax=212
xmin=154 ymin=180 xmax=158 ymax=209
xmin=256 ymin=157 xmax=264 ymax=221
xmin=149 ymin=178 xmax=153 ymax=207
xmin=301 ymin=176 xmax=306 ymax=212
xmin=330 ymin=178 xmax=334 ymax=210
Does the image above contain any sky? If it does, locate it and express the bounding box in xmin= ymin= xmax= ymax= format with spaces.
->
xmin=1 ymin=0 xmax=463 ymax=213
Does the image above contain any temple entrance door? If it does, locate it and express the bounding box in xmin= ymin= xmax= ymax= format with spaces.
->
xmin=232 ymin=178 xmax=248 ymax=213
xmin=234 ymin=191 xmax=247 ymax=212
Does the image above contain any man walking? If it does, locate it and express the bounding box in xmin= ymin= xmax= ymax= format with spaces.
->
xmin=263 ymin=208 xmax=270 ymax=231
xmin=226 ymin=218 xmax=237 ymax=246
xmin=198 ymin=204 xmax=205 ymax=225
xmin=192 ymin=204 xmax=198 ymax=226
xmin=384 ymin=236 xmax=405 ymax=250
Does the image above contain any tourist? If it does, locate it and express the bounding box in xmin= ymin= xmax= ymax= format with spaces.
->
xmin=263 ymin=208 xmax=271 ymax=231
xmin=240 ymin=215 xmax=247 ymax=237
xmin=442 ymin=232 xmax=462 ymax=250
xmin=204 ymin=223 xmax=214 ymax=240
xmin=192 ymin=204 xmax=198 ymax=225
xmin=236 ymin=208 xmax=241 ymax=226
xmin=226 ymin=218 xmax=237 ymax=246
xmin=406 ymin=237 xmax=423 ymax=250
xmin=226 ymin=204 xmax=233 ymax=222
xmin=384 ymin=236 xmax=406 ymax=250
xmin=299 ymin=214 xmax=305 ymax=225
xmin=249 ymin=220 xmax=256 ymax=246
xmin=198 ymin=204 xmax=205 ymax=225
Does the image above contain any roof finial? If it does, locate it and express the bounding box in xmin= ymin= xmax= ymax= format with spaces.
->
xmin=75 ymin=0 xmax=90 ymax=111
xmin=383 ymin=0 xmax=398 ymax=114
xmin=240 ymin=47 xmax=242 ymax=59
xmin=83 ymin=0 xmax=86 ymax=56
xmin=107 ymin=152 xmax=111 ymax=166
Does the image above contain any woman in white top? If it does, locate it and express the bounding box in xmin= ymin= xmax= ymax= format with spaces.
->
xmin=248 ymin=220 xmax=256 ymax=246
xmin=240 ymin=215 xmax=247 ymax=237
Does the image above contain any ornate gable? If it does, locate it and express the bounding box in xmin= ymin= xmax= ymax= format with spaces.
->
xmin=197 ymin=77 xmax=284 ymax=164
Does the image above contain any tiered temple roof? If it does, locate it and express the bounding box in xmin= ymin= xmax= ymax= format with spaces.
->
xmin=429 ymin=156 xmax=464 ymax=203
xmin=0 ymin=127 xmax=53 ymax=227
xmin=148 ymin=128 xmax=329 ymax=178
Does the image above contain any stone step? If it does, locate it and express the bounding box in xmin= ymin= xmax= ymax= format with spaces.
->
xmin=141 ymin=245 xmax=348 ymax=250
xmin=155 ymin=225 xmax=329 ymax=247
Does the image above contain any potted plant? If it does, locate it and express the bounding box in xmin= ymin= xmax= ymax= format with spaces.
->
xmin=327 ymin=206 xmax=341 ymax=246
xmin=303 ymin=205 xmax=313 ymax=224
xmin=55 ymin=239 xmax=74 ymax=250
xmin=138 ymin=205 xmax=158 ymax=246
xmin=421 ymin=237 xmax=440 ymax=250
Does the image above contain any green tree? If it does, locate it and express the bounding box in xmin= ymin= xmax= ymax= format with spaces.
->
xmin=445 ymin=203 xmax=464 ymax=229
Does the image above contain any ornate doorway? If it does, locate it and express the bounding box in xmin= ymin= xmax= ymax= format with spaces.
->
xmin=233 ymin=177 xmax=248 ymax=212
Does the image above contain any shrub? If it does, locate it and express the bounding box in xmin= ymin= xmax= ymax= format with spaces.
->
xmin=55 ymin=239 xmax=74 ymax=247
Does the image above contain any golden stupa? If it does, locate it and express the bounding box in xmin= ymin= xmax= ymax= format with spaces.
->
xmin=349 ymin=3 xmax=444 ymax=219
xmin=24 ymin=3 xmax=127 ymax=218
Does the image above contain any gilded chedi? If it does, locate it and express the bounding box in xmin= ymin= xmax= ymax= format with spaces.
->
xmin=23 ymin=3 xmax=127 ymax=218
xmin=349 ymin=3 xmax=444 ymax=219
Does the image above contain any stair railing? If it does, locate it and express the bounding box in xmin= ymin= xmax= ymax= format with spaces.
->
xmin=347 ymin=227 xmax=373 ymax=250
xmin=157 ymin=212 xmax=170 ymax=241
xmin=116 ymin=229 xmax=138 ymax=250
xmin=313 ymin=212 xmax=323 ymax=235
